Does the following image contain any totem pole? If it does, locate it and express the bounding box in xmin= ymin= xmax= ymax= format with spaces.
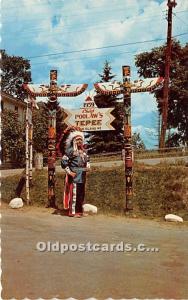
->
xmin=122 ymin=66 xmax=133 ymax=210
xmin=47 ymin=70 xmax=57 ymax=208
xmin=23 ymin=71 xmax=88 ymax=206
xmin=94 ymin=67 xmax=163 ymax=211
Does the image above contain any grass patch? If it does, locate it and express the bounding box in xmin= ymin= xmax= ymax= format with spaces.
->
xmin=2 ymin=164 xmax=188 ymax=218
xmin=89 ymin=149 xmax=188 ymax=163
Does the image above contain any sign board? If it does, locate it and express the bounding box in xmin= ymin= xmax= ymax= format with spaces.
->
xmin=64 ymin=95 xmax=115 ymax=131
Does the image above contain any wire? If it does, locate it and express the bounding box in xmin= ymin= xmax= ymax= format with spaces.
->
xmin=31 ymin=50 xmax=134 ymax=65
xmin=31 ymin=46 xmax=163 ymax=66
xmin=27 ymin=32 xmax=188 ymax=60
xmin=173 ymin=12 xmax=188 ymax=27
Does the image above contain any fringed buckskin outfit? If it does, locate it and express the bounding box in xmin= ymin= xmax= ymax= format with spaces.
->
xmin=60 ymin=127 xmax=90 ymax=217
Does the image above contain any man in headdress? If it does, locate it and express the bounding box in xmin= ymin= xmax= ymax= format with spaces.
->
xmin=60 ymin=126 xmax=90 ymax=217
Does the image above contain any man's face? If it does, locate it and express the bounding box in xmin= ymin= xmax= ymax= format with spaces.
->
xmin=76 ymin=138 xmax=83 ymax=148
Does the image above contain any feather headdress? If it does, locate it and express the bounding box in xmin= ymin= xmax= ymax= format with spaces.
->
xmin=59 ymin=126 xmax=84 ymax=155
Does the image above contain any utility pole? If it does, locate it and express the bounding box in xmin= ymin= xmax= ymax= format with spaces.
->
xmin=158 ymin=112 xmax=161 ymax=148
xmin=159 ymin=0 xmax=177 ymax=148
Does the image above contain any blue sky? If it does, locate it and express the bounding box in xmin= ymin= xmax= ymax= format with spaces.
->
xmin=2 ymin=0 xmax=188 ymax=148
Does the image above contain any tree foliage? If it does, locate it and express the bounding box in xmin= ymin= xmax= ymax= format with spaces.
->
xmin=132 ymin=132 xmax=146 ymax=150
xmin=89 ymin=61 xmax=123 ymax=153
xmin=32 ymin=102 xmax=48 ymax=154
xmin=43 ymin=100 xmax=67 ymax=154
xmin=135 ymin=40 xmax=188 ymax=146
xmin=0 ymin=49 xmax=32 ymax=100
xmin=32 ymin=101 xmax=67 ymax=156
xmin=1 ymin=109 xmax=25 ymax=165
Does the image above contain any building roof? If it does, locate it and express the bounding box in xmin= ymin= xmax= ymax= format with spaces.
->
xmin=1 ymin=92 xmax=27 ymax=108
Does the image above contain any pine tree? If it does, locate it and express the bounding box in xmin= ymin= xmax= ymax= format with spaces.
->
xmin=132 ymin=132 xmax=146 ymax=150
xmin=89 ymin=61 xmax=123 ymax=153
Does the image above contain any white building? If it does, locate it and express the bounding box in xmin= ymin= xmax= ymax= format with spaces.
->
xmin=1 ymin=92 xmax=26 ymax=167
xmin=1 ymin=92 xmax=26 ymax=122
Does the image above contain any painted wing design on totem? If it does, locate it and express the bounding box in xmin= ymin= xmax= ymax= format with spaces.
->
xmin=23 ymin=84 xmax=50 ymax=96
xmin=131 ymin=77 xmax=163 ymax=93
xmin=94 ymin=82 xmax=122 ymax=95
xmin=94 ymin=77 xmax=163 ymax=94
xmin=23 ymin=83 xmax=88 ymax=97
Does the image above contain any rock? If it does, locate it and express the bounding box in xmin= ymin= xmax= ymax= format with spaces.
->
xmin=34 ymin=152 xmax=43 ymax=170
xmin=165 ymin=214 xmax=183 ymax=223
xmin=9 ymin=198 xmax=24 ymax=209
xmin=83 ymin=204 xmax=97 ymax=214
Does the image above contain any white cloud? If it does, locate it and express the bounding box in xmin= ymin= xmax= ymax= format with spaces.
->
xmin=3 ymin=0 xmax=187 ymax=84
xmin=132 ymin=92 xmax=158 ymax=119
xmin=132 ymin=125 xmax=158 ymax=148
xmin=2 ymin=0 xmax=188 ymax=148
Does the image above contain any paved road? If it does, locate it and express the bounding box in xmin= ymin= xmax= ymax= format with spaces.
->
xmin=1 ymin=156 xmax=188 ymax=178
xmin=137 ymin=155 xmax=188 ymax=166
xmin=2 ymin=206 xmax=188 ymax=299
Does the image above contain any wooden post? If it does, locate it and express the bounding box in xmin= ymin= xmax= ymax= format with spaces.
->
xmin=28 ymin=103 xmax=33 ymax=184
xmin=29 ymin=123 xmax=33 ymax=182
xmin=122 ymin=66 xmax=133 ymax=211
xmin=25 ymin=100 xmax=30 ymax=204
xmin=47 ymin=70 xmax=57 ymax=208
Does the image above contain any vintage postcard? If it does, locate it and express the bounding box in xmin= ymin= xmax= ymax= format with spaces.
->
xmin=1 ymin=0 xmax=188 ymax=299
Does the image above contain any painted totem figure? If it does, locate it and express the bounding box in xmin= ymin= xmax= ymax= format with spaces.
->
xmin=23 ymin=71 xmax=88 ymax=206
xmin=122 ymin=66 xmax=133 ymax=210
xmin=47 ymin=108 xmax=57 ymax=206
xmin=94 ymin=67 xmax=163 ymax=211
xmin=46 ymin=70 xmax=58 ymax=208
